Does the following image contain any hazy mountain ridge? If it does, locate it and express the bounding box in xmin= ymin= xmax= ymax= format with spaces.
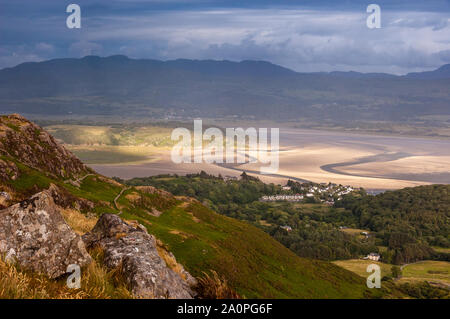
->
xmin=0 ymin=56 xmax=449 ymax=122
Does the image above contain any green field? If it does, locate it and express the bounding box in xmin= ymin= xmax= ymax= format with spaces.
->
xmin=42 ymin=124 xmax=178 ymax=164
xmin=433 ymin=247 xmax=450 ymax=254
xmin=340 ymin=228 xmax=372 ymax=240
xmin=399 ymin=261 xmax=450 ymax=286
xmin=333 ymin=259 xmax=450 ymax=286
xmin=69 ymin=145 xmax=157 ymax=164
xmin=332 ymin=259 xmax=393 ymax=279
xmin=45 ymin=124 xmax=175 ymax=147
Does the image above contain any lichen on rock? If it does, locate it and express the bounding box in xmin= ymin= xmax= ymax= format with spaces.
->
xmin=0 ymin=189 xmax=92 ymax=278
xmin=83 ymin=213 xmax=197 ymax=299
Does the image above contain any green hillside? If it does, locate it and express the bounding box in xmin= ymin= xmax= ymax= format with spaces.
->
xmin=118 ymin=193 xmax=370 ymax=298
xmin=1 ymin=161 xmax=371 ymax=298
xmin=0 ymin=114 xmax=373 ymax=298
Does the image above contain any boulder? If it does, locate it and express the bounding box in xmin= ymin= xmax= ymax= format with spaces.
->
xmin=0 ymin=189 xmax=92 ymax=278
xmin=83 ymin=214 xmax=196 ymax=299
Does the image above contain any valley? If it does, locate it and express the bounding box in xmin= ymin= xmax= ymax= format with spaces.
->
xmin=45 ymin=123 xmax=450 ymax=191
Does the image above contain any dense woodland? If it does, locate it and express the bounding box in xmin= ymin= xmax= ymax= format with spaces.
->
xmin=120 ymin=173 xmax=450 ymax=264
xmin=335 ymin=185 xmax=450 ymax=263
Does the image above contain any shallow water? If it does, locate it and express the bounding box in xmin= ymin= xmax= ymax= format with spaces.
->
xmin=92 ymin=128 xmax=450 ymax=187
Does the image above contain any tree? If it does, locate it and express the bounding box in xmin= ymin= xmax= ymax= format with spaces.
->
xmin=391 ymin=265 xmax=402 ymax=279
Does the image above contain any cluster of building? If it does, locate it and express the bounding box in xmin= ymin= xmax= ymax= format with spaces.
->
xmin=223 ymin=175 xmax=238 ymax=181
xmin=260 ymin=195 xmax=304 ymax=202
xmin=364 ymin=253 xmax=381 ymax=261
xmin=259 ymin=183 xmax=359 ymax=204
xmin=298 ymin=183 xmax=355 ymax=199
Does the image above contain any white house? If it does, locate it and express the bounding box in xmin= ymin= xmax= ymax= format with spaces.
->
xmin=366 ymin=253 xmax=381 ymax=261
xmin=280 ymin=225 xmax=293 ymax=232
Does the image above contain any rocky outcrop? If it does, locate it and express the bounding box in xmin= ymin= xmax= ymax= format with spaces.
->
xmin=0 ymin=189 xmax=92 ymax=278
xmin=0 ymin=114 xmax=90 ymax=179
xmin=0 ymin=158 xmax=19 ymax=182
xmin=136 ymin=185 xmax=174 ymax=198
xmin=83 ymin=214 xmax=196 ymax=299
xmin=46 ymin=183 xmax=95 ymax=213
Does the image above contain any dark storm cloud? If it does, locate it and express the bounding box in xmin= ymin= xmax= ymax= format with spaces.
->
xmin=0 ymin=0 xmax=449 ymax=73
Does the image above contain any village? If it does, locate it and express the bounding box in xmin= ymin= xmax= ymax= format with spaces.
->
xmin=259 ymin=182 xmax=360 ymax=205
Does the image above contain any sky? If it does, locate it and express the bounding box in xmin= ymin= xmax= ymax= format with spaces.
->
xmin=0 ymin=0 xmax=450 ymax=74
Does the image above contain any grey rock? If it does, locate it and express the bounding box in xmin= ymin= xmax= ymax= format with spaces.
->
xmin=0 ymin=189 xmax=92 ymax=278
xmin=83 ymin=214 xmax=196 ymax=299
xmin=0 ymin=192 xmax=11 ymax=200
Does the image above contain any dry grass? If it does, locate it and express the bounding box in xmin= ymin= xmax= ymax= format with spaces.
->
xmin=0 ymin=185 xmax=18 ymax=207
xmin=0 ymin=258 xmax=85 ymax=299
xmin=125 ymin=192 xmax=141 ymax=202
xmin=0 ymin=195 xmax=137 ymax=299
xmin=155 ymin=239 xmax=188 ymax=281
xmin=82 ymin=247 xmax=134 ymax=299
xmin=0 ymin=247 xmax=133 ymax=299
xmin=169 ymin=229 xmax=192 ymax=240
xmin=196 ymin=271 xmax=240 ymax=299
xmin=60 ymin=208 xmax=98 ymax=235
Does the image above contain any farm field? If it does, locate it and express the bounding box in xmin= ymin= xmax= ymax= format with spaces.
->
xmin=332 ymin=259 xmax=393 ymax=279
xmin=333 ymin=259 xmax=450 ymax=286
xmin=433 ymin=247 xmax=450 ymax=254
xmin=398 ymin=261 xmax=450 ymax=286
xmin=339 ymin=228 xmax=372 ymax=240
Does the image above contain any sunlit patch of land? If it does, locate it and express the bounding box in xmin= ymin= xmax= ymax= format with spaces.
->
xmin=340 ymin=228 xmax=371 ymax=236
xmin=433 ymin=247 xmax=450 ymax=254
xmin=398 ymin=261 xmax=450 ymax=286
xmin=45 ymin=124 xmax=174 ymax=165
xmin=332 ymin=259 xmax=393 ymax=278
xmin=333 ymin=259 xmax=450 ymax=286
xmin=46 ymin=124 xmax=174 ymax=147
xmin=68 ymin=145 xmax=161 ymax=165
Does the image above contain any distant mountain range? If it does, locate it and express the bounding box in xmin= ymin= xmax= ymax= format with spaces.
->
xmin=0 ymin=55 xmax=449 ymax=122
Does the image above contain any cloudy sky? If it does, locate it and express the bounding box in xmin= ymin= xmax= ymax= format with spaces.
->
xmin=1 ymin=0 xmax=450 ymax=74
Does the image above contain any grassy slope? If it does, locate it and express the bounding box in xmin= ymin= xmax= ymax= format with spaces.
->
xmin=1 ymin=160 xmax=371 ymax=298
xmin=121 ymin=200 xmax=370 ymax=298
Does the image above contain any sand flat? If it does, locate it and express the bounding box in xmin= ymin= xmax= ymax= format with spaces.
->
xmin=91 ymin=128 xmax=450 ymax=190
